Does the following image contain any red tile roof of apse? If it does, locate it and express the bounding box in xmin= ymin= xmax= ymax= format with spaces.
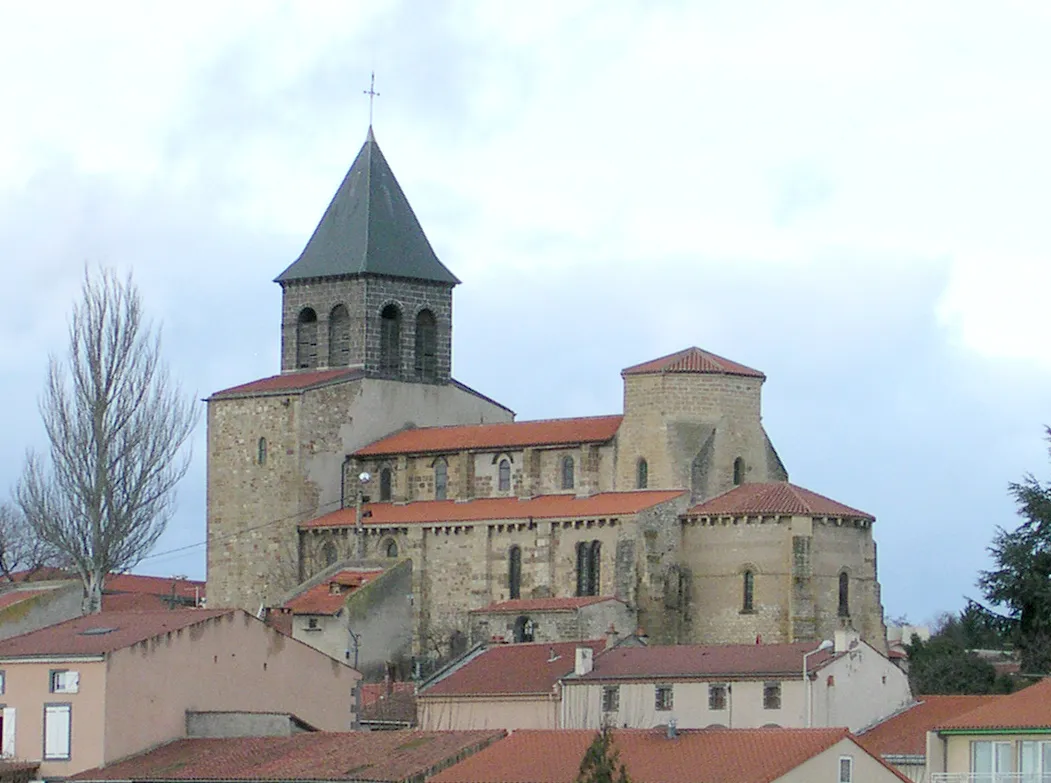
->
xmin=354 ymin=415 xmax=623 ymax=456
xmin=861 ymin=696 xmax=1004 ymax=757
xmin=300 ymin=490 xmax=687 ymax=529
xmin=283 ymin=569 xmax=384 ymax=615
xmin=0 ymin=609 xmax=232 ymax=658
xmin=936 ymin=677 xmax=1051 ymax=731
xmin=621 ymin=346 xmax=765 ymax=379
xmin=211 ymin=368 xmax=363 ymax=398
xmin=421 ymin=640 xmax=607 ymax=697
xmin=686 ymin=482 xmax=874 ymax=520
xmin=470 ymin=596 xmax=618 ymax=614
xmin=71 ymin=730 xmax=506 ymax=782
xmin=568 ymin=641 xmax=838 ymax=681
xmin=430 ymin=728 xmax=908 ymax=783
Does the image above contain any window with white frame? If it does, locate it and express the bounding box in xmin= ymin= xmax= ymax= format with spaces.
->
xmin=838 ymin=756 xmax=853 ymax=783
xmin=1019 ymin=740 xmax=1051 ymax=779
xmin=0 ymin=707 xmax=14 ymax=757
xmin=49 ymin=670 xmax=79 ymax=694
xmin=971 ymin=740 xmax=1012 ymax=779
xmin=601 ymin=686 xmax=619 ymax=713
xmin=43 ymin=704 xmax=71 ymax=760
xmin=655 ymin=685 xmax=673 ymax=711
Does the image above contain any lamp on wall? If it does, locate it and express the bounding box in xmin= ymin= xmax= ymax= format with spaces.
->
xmin=803 ymin=639 xmax=833 ymax=728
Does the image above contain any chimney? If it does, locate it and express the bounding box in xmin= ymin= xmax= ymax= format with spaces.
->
xmin=834 ymin=628 xmax=859 ymax=653
xmin=575 ymin=646 xmax=594 ymax=676
xmin=666 ymin=717 xmax=678 ymax=739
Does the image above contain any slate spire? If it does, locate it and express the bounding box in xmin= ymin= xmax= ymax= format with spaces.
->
xmin=275 ymin=129 xmax=459 ymax=285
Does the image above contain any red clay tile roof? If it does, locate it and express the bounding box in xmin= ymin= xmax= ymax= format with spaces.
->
xmin=0 ymin=609 xmax=231 ymax=658
xmin=621 ymin=347 xmax=765 ymax=379
xmin=470 ymin=596 xmax=619 ymax=614
xmin=101 ymin=592 xmax=180 ymax=612
xmin=211 ymin=368 xmax=363 ymax=399
xmin=301 ymin=491 xmax=686 ymax=529
xmin=0 ymin=588 xmax=61 ymax=611
xmin=361 ymin=682 xmax=416 ymax=709
xmin=283 ymin=569 xmax=384 ymax=615
xmin=936 ymin=677 xmax=1051 ymax=731
xmin=421 ymin=640 xmax=607 ymax=698
xmin=569 ymin=642 xmax=838 ymax=681
xmin=686 ymin=482 xmax=874 ymax=520
xmin=354 ymin=415 xmax=623 ymax=457
xmin=12 ymin=569 xmax=204 ymax=602
xmin=861 ymin=696 xmax=1004 ymax=756
xmin=359 ymin=685 xmax=417 ymax=727
xmin=72 ymin=730 xmax=505 ymax=782
xmin=431 ymin=728 xmax=905 ymax=783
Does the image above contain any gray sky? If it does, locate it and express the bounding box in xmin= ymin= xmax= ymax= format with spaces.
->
xmin=2 ymin=1 xmax=1049 ymax=624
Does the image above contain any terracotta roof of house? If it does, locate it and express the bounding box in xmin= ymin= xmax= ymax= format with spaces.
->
xmin=359 ymin=684 xmax=417 ymax=727
xmin=568 ymin=642 xmax=839 ymax=682
xmin=861 ymin=696 xmax=1004 ymax=757
xmin=0 ymin=609 xmax=231 ymax=659
xmin=211 ymin=368 xmax=363 ymax=399
xmin=0 ymin=587 xmax=61 ymax=611
xmin=621 ymin=347 xmax=765 ymax=379
xmin=355 ymin=415 xmax=623 ymax=457
xmin=72 ymin=730 xmax=504 ymax=782
xmin=361 ymin=682 xmax=416 ymax=709
xmin=301 ymin=491 xmax=686 ymax=530
xmin=936 ymin=677 xmax=1051 ymax=731
xmin=431 ymin=728 xmax=909 ymax=783
xmin=12 ymin=570 xmax=205 ymax=602
xmin=686 ymin=482 xmax=874 ymax=520
xmin=470 ymin=596 xmax=618 ymax=614
xmin=283 ymin=569 xmax=384 ymax=615
xmin=421 ymin=640 xmax=607 ymax=698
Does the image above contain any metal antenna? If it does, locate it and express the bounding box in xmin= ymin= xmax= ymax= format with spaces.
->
xmin=363 ymin=71 xmax=380 ymax=127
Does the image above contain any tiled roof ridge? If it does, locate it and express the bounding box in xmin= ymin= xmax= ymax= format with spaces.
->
xmin=686 ymin=481 xmax=874 ymax=520
xmin=210 ymin=368 xmax=363 ymax=399
xmin=934 ymin=677 xmax=1051 ymax=731
xmin=621 ymin=346 xmax=765 ymax=379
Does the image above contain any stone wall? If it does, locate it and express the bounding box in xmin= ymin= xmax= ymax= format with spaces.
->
xmin=280 ymin=277 xmax=367 ymax=372
xmin=469 ymin=601 xmax=635 ymax=646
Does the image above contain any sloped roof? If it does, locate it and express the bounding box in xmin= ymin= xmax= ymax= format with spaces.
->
xmin=567 ymin=642 xmax=838 ymax=681
xmin=621 ymin=346 xmax=765 ymax=379
xmin=359 ymin=684 xmax=417 ymax=727
xmin=355 ymin=415 xmax=623 ymax=457
xmin=470 ymin=596 xmax=618 ymax=614
xmin=0 ymin=587 xmax=64 ymax=611
xmin=300 ymin=491 xmax=687 ymax=530
xmin=421 ymin=640 xmax=606 ymax=698
xmin=71 ymin=730 xmax=504 ymax=782
xmin=936 ymin=677 xmax=1051 ymax=731
xmin=0 ymin=609 xmax=231 ymax=659
xmin=430 ymin=728 xmax=908 ymax=783
xmin=275 ymin=128 xmax=459 ymax=286
xmin=283 ymin=569 xmax=384 ymax=615
xmin=11 ymin=570 xmax=204 ymax=601
xmin=686 ymin=482 xmax=874 ymax=520
xmin=210 ymin=368 xmax=363 ymax=399
xmin=861 ymin=696 xmax=1004 ymax=756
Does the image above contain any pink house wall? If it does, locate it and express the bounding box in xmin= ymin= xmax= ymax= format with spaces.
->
xmin=102 ymin=611 xmax=358 ymax=765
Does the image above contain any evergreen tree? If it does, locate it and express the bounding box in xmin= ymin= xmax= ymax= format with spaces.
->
xmin=576 ymin=728 xmax=631 ymax=783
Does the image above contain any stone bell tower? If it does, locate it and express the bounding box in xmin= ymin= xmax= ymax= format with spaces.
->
xmin=274 ymin=126 xmax=459 ymax=384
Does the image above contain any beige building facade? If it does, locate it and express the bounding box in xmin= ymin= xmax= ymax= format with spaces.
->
xmin=206 ymin=127 xmax=889 ymax=665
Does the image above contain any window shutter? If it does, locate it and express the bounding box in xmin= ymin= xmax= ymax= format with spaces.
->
xmin=1 ymin=708 xmax=14 ymax=757
xmin=44 ymin=704 xmax=70 ymax=759
xmin=68 ymin=671 xmax=80 ymax=693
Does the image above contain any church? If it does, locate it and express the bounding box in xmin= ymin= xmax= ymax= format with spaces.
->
xmin=205 ymin=127 xmax=887 ymax=673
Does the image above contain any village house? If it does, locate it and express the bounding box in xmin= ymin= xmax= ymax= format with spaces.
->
xmin=71 ymin=730 xmax=505 ymax=783
xmin=417 ymin=640 xmax=608 ymax=731
xmin=429 ymin=727 xmax=911 ymax=783
xmin=859 ymin=695 xmax=1003 ymax=782
xmin=926 ymin=677 xmax=1051 ymax=782
xmin=560 ymin=630 xmax=911 ymax=732
xmin=0 ymin=609 xmax=360 ymax=777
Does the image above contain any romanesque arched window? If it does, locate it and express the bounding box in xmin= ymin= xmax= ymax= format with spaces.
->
xmin=733 ymin=457 xmax=745 ymax=486
xmin=296 ymin=308 xmax=318 ymax=369
xmin=589 ymin=540 xmax=601 ymax=596
xmin=838 ymin=571 xmax=850 ymax=617
xmin=385 ymin=538 xmax=399 ymax=558
xmin=742 ymin=569 xmax=755 ymax=613
xmin=257 ymin=437 xmax=267 ymax=466
xmin=637 ymin=458 xmax=648 ymax=489
xmin=379 ymin=467 xmax=392 ymax=502
xmin=329 ymin=304 xmax=350 ymax=367
xmin=380 ymin=304 xmax=401 ymax=374
xmin=322 ymin=540 xmax=338 ymax=568
xmin=561 ymin=455 xmax=575 ymax=490
xmin=434 ymin=458 xmax=448 ymax=500
xmin=498 ymin=459 xmax=511 ymax=492
xmin=513 ymin=615 xmax=534 ymax=643
xmin=508 ymin=545 xmax=522 ymax=600
xmin=414 ymin=309 xmax=437 ymax=381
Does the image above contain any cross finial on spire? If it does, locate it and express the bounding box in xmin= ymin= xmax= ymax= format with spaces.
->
xmin=363 ymin=71 xmax=380 ymax=128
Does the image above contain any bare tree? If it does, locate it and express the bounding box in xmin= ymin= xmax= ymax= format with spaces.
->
xmin=0 ymin=501 xmax=62 ymax=584
xmin=16 ymin=268 xmax=198 ymax=613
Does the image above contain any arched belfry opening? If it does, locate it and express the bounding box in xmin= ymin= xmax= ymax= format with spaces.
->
xmin=296 ymin=308 xmax=318 ymax=369
xmin=329 ymin=304 xmax=350 ymax=367
xmin=380 ymin=304 xmax=401 ymax=375
xmin=415 ymin=309 xmax=437 ymax=381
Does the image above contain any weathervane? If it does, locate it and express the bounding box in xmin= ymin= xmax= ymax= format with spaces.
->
xmin=363 ymin=71 xmax=380 ymax=127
